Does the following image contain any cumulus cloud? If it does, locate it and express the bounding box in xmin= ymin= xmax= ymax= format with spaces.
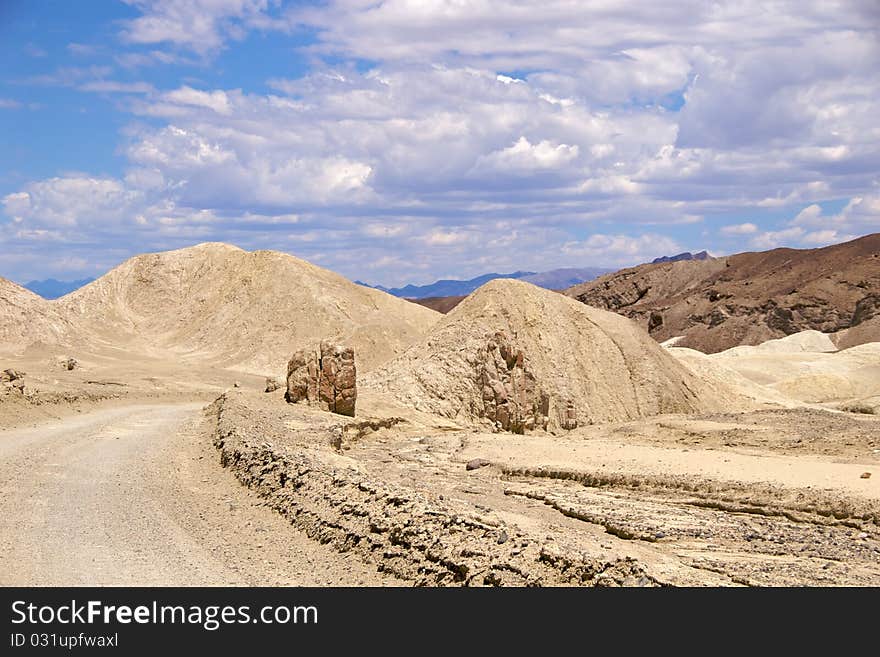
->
xmin=473 ymin=137 xmax=580 ymax=175
xmin=2 ymin=0 xmax=878 ymax=283
xmin=721 ymin=223 xmax=758 ymax=235
xmin=121 ymin=0 xmax=278 ymax=55
xmin=748 ymin=194 xmax=879 ymax=250
xmin=561 ymin=233 xmax=682 ymax=266
xmin=162 ymin=86 xmax=232 ymax=114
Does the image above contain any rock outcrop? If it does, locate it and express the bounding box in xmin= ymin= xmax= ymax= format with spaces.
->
xmin=566 ymin=233 xmax=880 ymax=353
xmin=851 ymin=293 xmax=880 ymax=327
xmin=285 ymin=341 xmax=357 ymax=416
xmin=479 ymin=331 xmax=549 ymax=433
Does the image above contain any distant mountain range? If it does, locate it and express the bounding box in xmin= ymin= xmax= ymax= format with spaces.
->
xmin=24 ymin=277 xmax=95 ymax=299
xmin=357 ymin=267 xmax=612 ymax=299
xmin=651 ymin=251 xmax=710 ymax=264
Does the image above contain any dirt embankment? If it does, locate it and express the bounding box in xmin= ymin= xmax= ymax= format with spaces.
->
xmin=209 ymin=391 xmax=660 ymax=586
xmin=209 ymin=389 xmax=880 ymax=586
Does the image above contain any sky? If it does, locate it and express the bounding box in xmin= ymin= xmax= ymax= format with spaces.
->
xmin=0 ymin=0 xmax=878 ymax=287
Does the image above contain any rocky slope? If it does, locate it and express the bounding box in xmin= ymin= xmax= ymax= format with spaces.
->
xmin=0 ymin=277 xmax=77 ymax=351
xmin=56 ymin=243 xmax=440 ymax=375
xmin=566 ymin=233 xmax=880 ymax=353
xmin=365 ymin=279 xmax=741 ymax=432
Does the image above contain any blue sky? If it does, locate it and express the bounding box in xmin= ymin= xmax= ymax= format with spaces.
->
xmin=1 ymin=1 xmax=878 ymax=286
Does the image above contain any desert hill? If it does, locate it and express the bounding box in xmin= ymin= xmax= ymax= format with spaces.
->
xmin=364 ymin=279 xmax=741 ymax=432
xmin=667 ymin=330 xmax=880 ymax=408
xmin=57 ymin=243 xmax=440 ymax=374
xmin=0 ymin=276 xmax=77 ymax=350
xmin=566 ymin=233 xmax=880 ymax=353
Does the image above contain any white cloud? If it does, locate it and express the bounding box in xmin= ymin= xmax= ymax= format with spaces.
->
xmin=163 ymin=86 xmax=232 ymax=114
xmin=1 ymin=177 xmax=142 ymax=229
xmin=121 ymin=0 xmax=277 ymax=55
xmin=2 ymin=1 xmax=878 ymax=284
xmin=79 ymin=81 xmax=155 ymax=94
xmin=750 ymin=227 xmax=805 ymax=250
xmin=721 ymin=223 xmax=758 ymax=235
xmin=473 ymin=137 xmax=579 ymax=174
xmin=791 ymin=204 xmax=823 ymax=227
xmin=561 ymin=233 xmax=682 ymax=266
xmin=800 ymin=229 xmax=852 ymax=246
xmin=423 ymin=229 xmax=471 ymax=246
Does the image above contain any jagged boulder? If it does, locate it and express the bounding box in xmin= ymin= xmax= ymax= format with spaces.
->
xmin=264 ymin=377 xmax=282 ymax=393
xmin=285 ymin=341 xmax=357 ymax=416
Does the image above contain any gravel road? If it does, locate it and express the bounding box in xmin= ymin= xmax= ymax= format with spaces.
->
xmin=0 ymin=403 xmax=397 ymax=586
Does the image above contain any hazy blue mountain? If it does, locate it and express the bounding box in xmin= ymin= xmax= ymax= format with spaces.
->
xmin=23 ymin=277 xmax=94 ymax=299
xmin=519 ymin=267 xmax=613 ymax=290
xmin=651 ymin=251 xmax=710 ymax=264
xmin=359 ymin=267 xmax=611 ymax=299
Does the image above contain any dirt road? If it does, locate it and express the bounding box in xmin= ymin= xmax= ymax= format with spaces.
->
xmin=0 ymin=403 xmax=396 ymax=586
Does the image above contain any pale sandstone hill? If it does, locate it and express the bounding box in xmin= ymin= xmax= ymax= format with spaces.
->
xmin=58 ymin=243 xmax=440 ymax=374
xmin=709 ymin=335 xmax=880 ymax=405
xmin=364 ymin=279 xmax=744 ymax=432
xmin=0 ymin=277 xmax=77 ymax=352
xmin=664 ymin=346 xmax=801 ymax=408
xmin=667 ymin=329 xmax=880 ymax=407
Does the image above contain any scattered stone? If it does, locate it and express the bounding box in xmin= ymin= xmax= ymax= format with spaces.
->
xmin=3 ymin=368 xmax=25 ymax=381
xmin=497 ymin=529 xmax=508 ymax=545
xmin=860 ymin=472 xmax=872 ymax=479
xmin=233 ymin=381 xmax=241 ymax=388
xmin=466 ymin=458 xmax=491 ymax=471
xmin=64 ymin=357 xmax=78 ymax=371
xmin=4 ymin=369 xmax=22 ymax=380
xmin=285 ymin=341 xmax=357 ymax=416
xmin=264 ymin=377 xmax=281 ymax=393
xmin=1 ymin=369 xmax=25 ymax=395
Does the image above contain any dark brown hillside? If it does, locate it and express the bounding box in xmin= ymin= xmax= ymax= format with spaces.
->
xmin=565 ymin=233 xmax=880 ymax=353
xmin=408 ymin=295 xmax=467 ymax=314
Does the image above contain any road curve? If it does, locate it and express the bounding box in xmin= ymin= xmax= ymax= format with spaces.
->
xmin=0 ymin=403 xmax=396 ymax=586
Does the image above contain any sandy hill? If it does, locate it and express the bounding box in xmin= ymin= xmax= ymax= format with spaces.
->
xmin=364 ymin=279 xmax=742 ymax=432
xmin=566 ymin=233 xmax=880 ymax=353
xmin=0 ymin=276 xmax=77 ymax=351
xmin=667 ymin=328 xmax=880 ymax=409
xmin=57 ymin=243 xmax=440 ymax=375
